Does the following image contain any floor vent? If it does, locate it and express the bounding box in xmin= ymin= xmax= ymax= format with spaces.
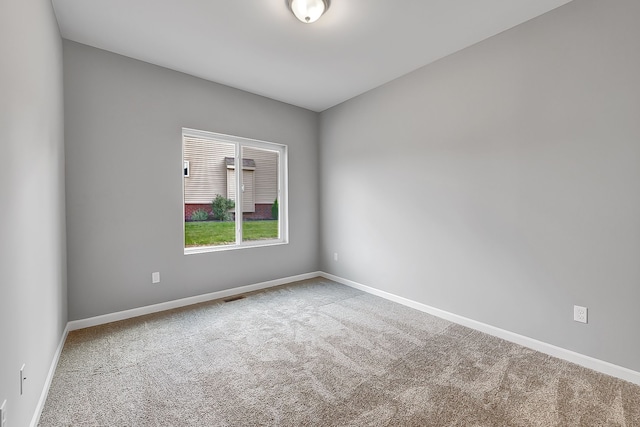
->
xmin=223 ymin=295 xmax=246 ymax=303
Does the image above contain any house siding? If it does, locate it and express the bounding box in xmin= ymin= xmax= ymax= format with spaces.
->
xmin=243 ymin=146 xmax=279 ymax=204
xmin=184 ymin=136 xmax=279 ymax=211
xmin=183 ymin=136 xmax=234 ymax=204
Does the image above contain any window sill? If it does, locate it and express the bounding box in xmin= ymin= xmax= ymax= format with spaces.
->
xmin=184 ymin=239 xmax=288 ymax=255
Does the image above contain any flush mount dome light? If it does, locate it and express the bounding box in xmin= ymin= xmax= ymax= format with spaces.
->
xmin=288 ymin=0 xmax=330 ymax=24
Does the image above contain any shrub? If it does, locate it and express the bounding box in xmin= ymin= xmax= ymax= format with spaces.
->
xmin=271 ymin=198 xmax=279 ymax=220
xmin=212 ymin=194 xmax=235 ymax=221
xmin=190 ymin=209 xmax=209 ymax=222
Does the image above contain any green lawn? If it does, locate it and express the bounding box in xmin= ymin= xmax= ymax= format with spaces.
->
xmin=185 ymin=220 xmax=278 ymax=247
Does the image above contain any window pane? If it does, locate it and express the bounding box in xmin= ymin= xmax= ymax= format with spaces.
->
xmin=241 ymin=146 xmax=279 ymax=243
xmin=183 ymin=136 xmax=236 ymax=247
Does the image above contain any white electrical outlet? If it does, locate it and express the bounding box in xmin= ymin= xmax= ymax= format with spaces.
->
xmin=1 ymin=399 xmax=6 ymax=427
xmin=334 ymin=252 xmax=338 ymax=262
xmin=152 ymin=272 xmax=160 ymax=284
xmin=574 ymin=305 xmax=588 ymax=324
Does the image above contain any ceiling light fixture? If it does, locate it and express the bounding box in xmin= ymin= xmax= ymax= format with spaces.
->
xmin=287 ymin=0 xmax=330 ymax=24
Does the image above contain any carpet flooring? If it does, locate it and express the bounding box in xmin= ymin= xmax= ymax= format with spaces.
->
xmin=39 ymin=278 xmax=640 ymax=426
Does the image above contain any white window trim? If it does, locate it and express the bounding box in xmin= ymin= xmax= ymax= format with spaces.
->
xmin=182 ymin=128 xmax=288 ymax=255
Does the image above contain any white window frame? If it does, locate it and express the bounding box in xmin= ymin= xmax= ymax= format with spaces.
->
xmin=182 ymin=128 xmax=288 ymax=255
xmin=183 ymin=160 xmax=190 ymax=177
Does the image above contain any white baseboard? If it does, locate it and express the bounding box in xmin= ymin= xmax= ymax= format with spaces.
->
xmin=30 ymin=323 xmax=70 ymax=427
xmin=320 ymin=272 xmax=640 ymax=386
xmin=68 ymin=271 xmax=322 ymax=331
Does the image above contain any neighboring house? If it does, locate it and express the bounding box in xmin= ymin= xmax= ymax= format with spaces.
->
xmin=183 ymin=136 xmax=278 ymax=220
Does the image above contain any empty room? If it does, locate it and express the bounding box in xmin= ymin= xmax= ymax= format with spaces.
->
xmin=1 ymin=0 xmax=639 ymax=425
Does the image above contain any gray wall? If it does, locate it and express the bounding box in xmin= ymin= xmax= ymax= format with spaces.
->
xmin=320 ymin=0 xmax=640 ymax=372
xmin=0 ymin=0 xmax=67 ymax=425
xmin=64 ymin=41 xmax=320 ymax=321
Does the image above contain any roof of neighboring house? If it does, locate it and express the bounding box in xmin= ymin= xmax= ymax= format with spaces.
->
xmin=224 ymin=157 xmax=256 ymax=170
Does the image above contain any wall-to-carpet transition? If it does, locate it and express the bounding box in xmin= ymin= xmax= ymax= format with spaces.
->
xmin=39 ymin=278 xmax=640 ymax=426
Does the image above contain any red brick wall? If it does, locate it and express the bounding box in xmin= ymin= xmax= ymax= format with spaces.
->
xmin=184 ymin=204 xmax=212 ymax=220
xmin=243 ymin=204 xmax=274 ymax=220
xmin=185 ymin=203 xmax=274 ymax=221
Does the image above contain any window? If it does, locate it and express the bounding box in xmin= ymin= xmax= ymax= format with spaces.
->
xmin=182 ymin=128 xmax=288 ymax=254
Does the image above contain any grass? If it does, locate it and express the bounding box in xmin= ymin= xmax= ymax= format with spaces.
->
xmin=185 ymin=220 xmax=278 ymax=247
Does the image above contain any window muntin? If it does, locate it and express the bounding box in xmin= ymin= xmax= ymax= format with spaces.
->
xmin=182 ymin=128 xmax=288 ymax=254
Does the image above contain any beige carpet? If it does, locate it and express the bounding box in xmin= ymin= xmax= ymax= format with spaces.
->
xmin=39 ymin=278 xmax=640 ymax=426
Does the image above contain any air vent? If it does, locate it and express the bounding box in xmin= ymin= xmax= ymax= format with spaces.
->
xmin=223 ymin=295 xmax=246 ymax=303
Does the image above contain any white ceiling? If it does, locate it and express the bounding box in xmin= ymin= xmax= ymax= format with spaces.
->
xmin=52 ymin=0 xmax=573 ymax=112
